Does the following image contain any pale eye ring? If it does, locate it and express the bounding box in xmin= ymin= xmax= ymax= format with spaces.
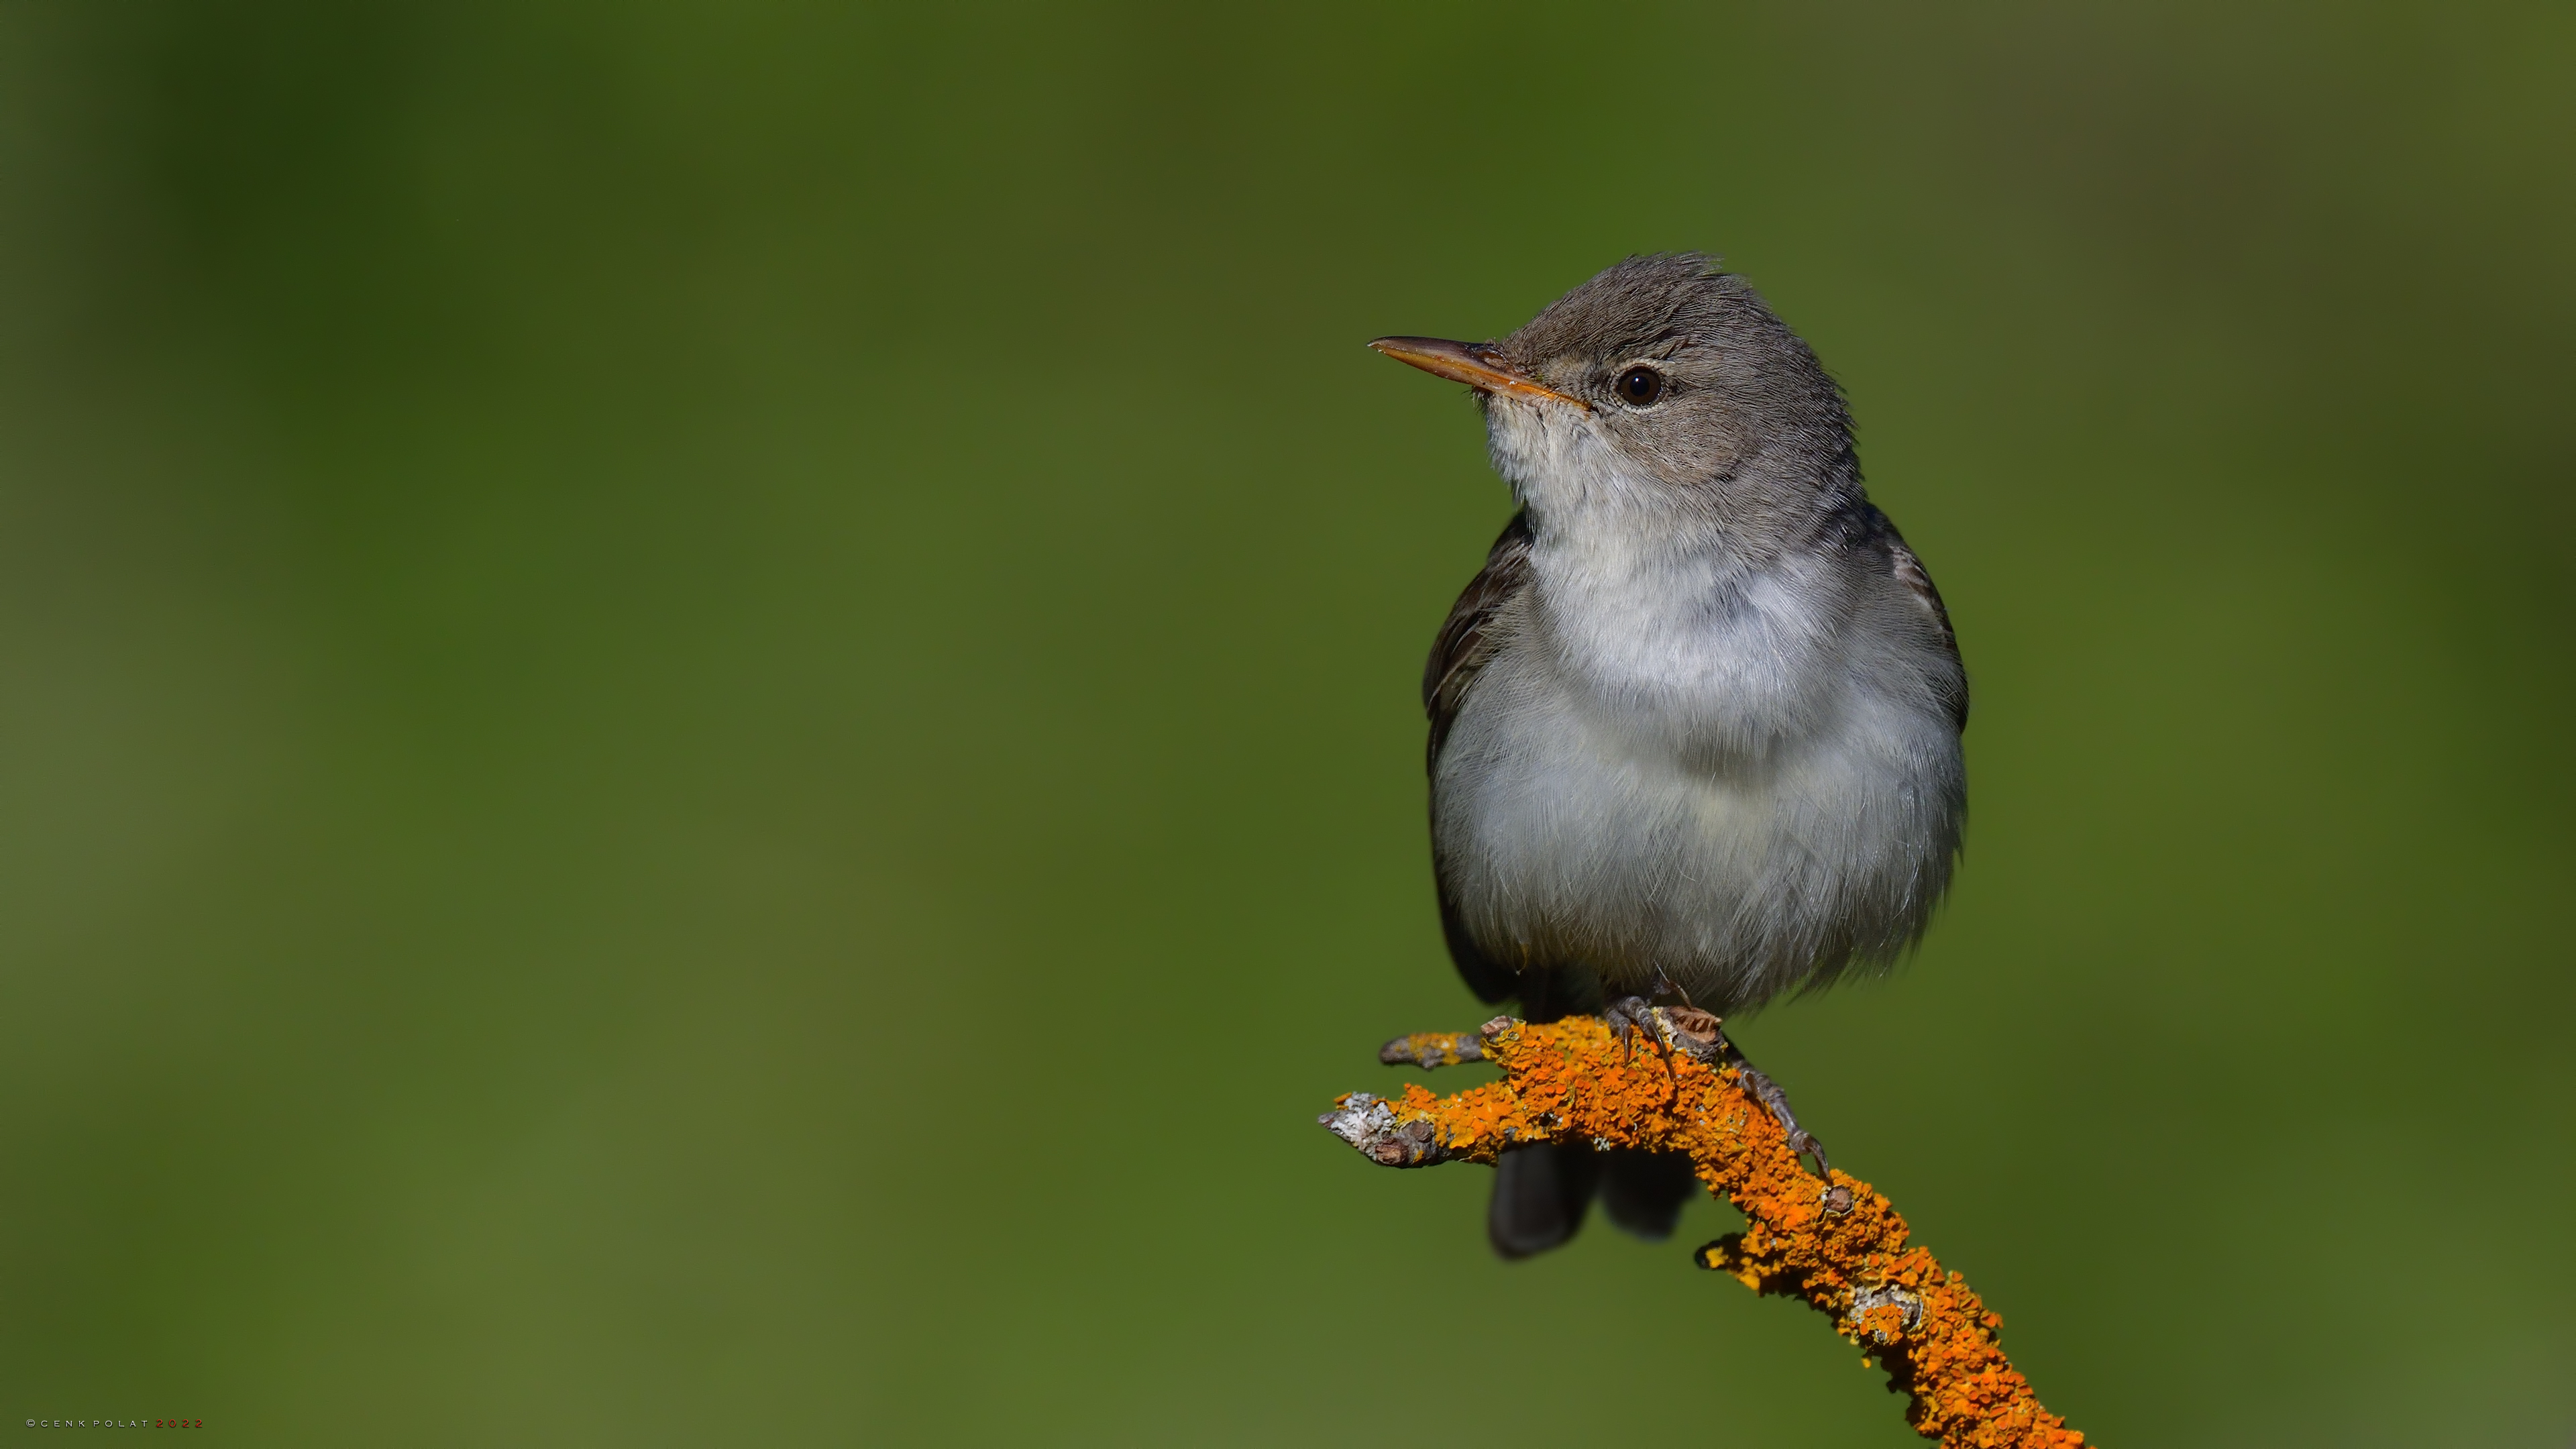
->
xmin=1613 ymin=366 xmax=1666 ymax=407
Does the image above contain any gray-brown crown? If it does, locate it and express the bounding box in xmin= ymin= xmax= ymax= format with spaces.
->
xmin=1498 ymin=252 xmax=1859 ymax=498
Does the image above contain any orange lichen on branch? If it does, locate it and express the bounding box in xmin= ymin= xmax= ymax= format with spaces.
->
xmin=1320 ymin=1012 xmax=2089 ymax=1449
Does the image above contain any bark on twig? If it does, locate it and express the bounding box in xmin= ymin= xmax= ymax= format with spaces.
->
xmin=1377 ymin=1030 xmax=1486 ymax=1069
xmin=1320 ymin=1010 xmax=2090 ymax=1448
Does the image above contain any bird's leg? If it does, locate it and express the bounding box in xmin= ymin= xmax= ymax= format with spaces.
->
xmin=1647 ymin=967 xmax=1694 ymax=1010
xmin=1604 ymin=975 xmax=1713 ymax=1108
xmin=1605 ymin=967 xmax=1700 ymax=1061
xmin=1614 ymin=971 xmax=1831 ymax=1181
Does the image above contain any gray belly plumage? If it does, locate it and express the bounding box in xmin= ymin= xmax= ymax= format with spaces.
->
xmin=1432 ymin=638 xmax=1964 ymax=1013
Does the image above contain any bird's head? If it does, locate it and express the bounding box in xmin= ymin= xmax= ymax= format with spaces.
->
xmin=1373 ymin=253 xmax=1856 ymax=544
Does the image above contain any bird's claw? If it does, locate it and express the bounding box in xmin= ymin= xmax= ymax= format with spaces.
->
xmin=1603 ymin=994 xmax=1727 ymax=1065
xmin=1730 ymin=1059 xmax=1831 ymax=1179
xmin=1604 ymin=990 xmax=1831 ymax=1179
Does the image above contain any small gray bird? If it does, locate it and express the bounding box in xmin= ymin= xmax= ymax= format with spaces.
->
xmin=1373 ymin=254 xmax=1966 ymax=1258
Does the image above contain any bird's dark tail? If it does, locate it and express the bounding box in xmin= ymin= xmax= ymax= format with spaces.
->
xmin=1489 ymin=1142 xmax=1597 ymax=1258
xmin=1597 ymin=1147 xmax=1699 ymax=1238
xmin=1489 ymin=1142 xmax=1699 ymax=1256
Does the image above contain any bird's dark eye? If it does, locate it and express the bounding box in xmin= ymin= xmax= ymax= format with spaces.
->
xmin=1615 ymin=366 xmax=1665 ymax=406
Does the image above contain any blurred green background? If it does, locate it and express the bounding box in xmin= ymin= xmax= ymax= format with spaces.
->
xmin=3 ymin=1 xmax=2571 ymax=1443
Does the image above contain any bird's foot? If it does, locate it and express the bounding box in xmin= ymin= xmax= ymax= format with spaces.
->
xmin=1601 ymin=994 xmax=1829 ymax=1179
xmin=1726 ymin=1049 xmax=1830 ymax=1179
xmin=1602 ymin=995 xmax=1725 ymax=1065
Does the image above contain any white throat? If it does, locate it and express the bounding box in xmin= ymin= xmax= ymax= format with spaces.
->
xmin=1487 ymin=401 xmax=1845 ymax=764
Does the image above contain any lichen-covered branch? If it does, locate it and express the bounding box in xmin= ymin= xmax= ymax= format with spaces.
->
xmin=1321 ymin=1011 xmax=2089 ymax=1448
xmin=1377 ymin=1030 xmax=1486 ymax=1069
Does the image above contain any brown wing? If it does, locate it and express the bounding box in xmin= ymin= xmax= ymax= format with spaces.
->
xmin=1426 ymin=511 xmax=1535 ymax=1005
xmin=1869 ymin=506 xmax=1968 ymax=731
xmin=1424 ymin=509 xmax=1535 ymax=770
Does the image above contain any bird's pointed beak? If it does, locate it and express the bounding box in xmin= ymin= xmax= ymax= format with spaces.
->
xmin=1368 ymin=336 xmax=1589 ymax=409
